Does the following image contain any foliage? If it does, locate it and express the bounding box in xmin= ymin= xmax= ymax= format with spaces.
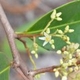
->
xmin=20 ymin=0 xmax=80 ymax=80
xmin=23 ymin=0 xmax=80 ymax=50
xmin=1 ymin=0 xmax=80 ymax=80
xmin=0 ymin=52 xmax=10 ymax=80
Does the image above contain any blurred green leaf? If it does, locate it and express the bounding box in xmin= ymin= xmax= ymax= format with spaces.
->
xmin=0 ymin=52 xmax=10 ymax=80
xmin=21 ymin=0 xmax=80 ymax=50
xmin=16 ymin=21 xmax=35 ymax=32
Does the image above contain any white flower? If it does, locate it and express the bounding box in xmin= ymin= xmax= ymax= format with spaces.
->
xmin=35 ymin=53 xmax=38 ymax=58
xmin=31 ymin=50 xmax=36 ymax=54
xmin=39 ymin=32 xmax=51 ymax=46
xmin=51 ymin=44 xmax=55 ymax=49
xmin=69 ymin=68 xmax=73 ymax=72
xmin=64 ymin=25 xmax=69 ymax=33
xmin=69 ymin=29 xmax=74 ymax=33
xmin=39 ymin=28 xmax=55 ymax=48
xmin=60 ymin=59 xmax=64 ymax=64
xmin=76 ymin=49 xmax=80 ymax=57
xmin=67 ymin=43 xmax=79 ymax=51
xmin=74 ymin=43 xmax=79 ymax=49
xmin=63 ymin=51 xmax=69 ymax=54
xmin=57 ymin=50 xmax=62 ymax=54
xmin=51 ymin=9 xmax=62 ymax=21
xmin=33 ymin=42 xmax=38 ymax=51
xmin=62 ymin=76 xmax=67 ymax=80
xmin=62 ymin=35 xmax=71 ymax=44
xmin=31 ymin=50 xmax=38 ymax=58
xmin=64 ymin=25 xmax=74 ymax=33
xmin=55 ymin=71 xmax=59 ymax=77
xmin=57 ymin=30 xmax=63 ymax=34
xmin=31 ymin=38 xmax=39 ymax=58
xmin=76 ymin=49 xmax=80 ymax=53
xmin=46 ymin=28 xmax=50 ymax=33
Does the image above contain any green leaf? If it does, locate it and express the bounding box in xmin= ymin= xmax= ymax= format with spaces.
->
xmin=21 ymin=0 xmax=80 ymax=50
xmin=0 ymin=52 xmax=10 ymax=80
xmin=24 ymin=1 xmax=80 ymax=34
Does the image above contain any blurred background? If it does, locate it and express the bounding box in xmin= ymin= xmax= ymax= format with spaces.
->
xmin=0 ymin=0 xmax=72 ymax=80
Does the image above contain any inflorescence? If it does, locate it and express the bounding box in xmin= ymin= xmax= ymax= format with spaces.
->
xmin=30 ymin=9 xmax=80 ymax=80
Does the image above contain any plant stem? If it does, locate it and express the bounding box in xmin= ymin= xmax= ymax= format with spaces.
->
xmin=0 ymin=4 xmax=33 ymax=80
xmin=41 ymin=19 xmax=53 ymax=34
xmin=16 ymin=33 xmax=42 ymax=38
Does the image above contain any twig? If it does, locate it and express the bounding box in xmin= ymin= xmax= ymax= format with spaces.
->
xmin=16 ymin=38 xmax=31 ymax=56
xmin=29 ymin=66 xmax=59 ymax=77
xmin=29 ymin=59 xmax=80 ymax=77
xmin=15 ymin=67 xmax=29 ymax=80
xmin=0 ymin=3 xmax=33 ymax=80
xmin=16 ymin=33 xmax=42 ymax=38
xmin=16 ymin=38 xmax=37 ymax=69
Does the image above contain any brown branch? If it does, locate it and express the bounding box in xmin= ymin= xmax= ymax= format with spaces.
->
xmin=15 ymin=67 xmax=29 ymax=80
xmin=16 ymin=38 xmax=31 ymax=57
xmin=0 ymin=0 xmax=40 ymax=14
xmin=29 ymin=60 xmax=80 ymax=77
xmin=30 ymin=66 xmax=59 ymax=77
xmin=16 ymin=38 xmax=37 ymax=69
xmin=16 ymin=33 xmax=42 ymax=38
xmin=0 ymin=3 xmax=33 ymax=80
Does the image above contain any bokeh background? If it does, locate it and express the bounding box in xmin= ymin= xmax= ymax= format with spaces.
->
xmin=0 ymin=0 xmax=72 ymax=80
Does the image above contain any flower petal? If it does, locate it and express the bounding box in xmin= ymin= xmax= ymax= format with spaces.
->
xmin=50 ymin=9 xmax=56 ymax=19
xmin=44 ymin=32 xmax=49 ymax=37
xmin=55 ymin=71 xmax=59 ymax=77
xmin=31 ymin=50 xmax=35 ymax=54
xmin=57 ymin=30 xmax=63 ymax=34
xmin=46 ymin=28 xmax=50 ymax=34
xmin=43 ymin=41 xmax=48 ymax=46
xmin=65 ymin=25 xmax=69 ymax=31
xmin=64 ymin=25 xmax=69 ymax=33
xmin=39 ymin=37 xmax=45 ymax=40
xmin=56 ymin=12 xmax=62 ymax=17
xmin=69 ymin=29 xmax=74 ymax=33
xmin=62 ymin=76 xmax=67 ymax=80
xmin=74 ymin=43 xmax=79 ymax=49
xmin=57 ymin=50 xmax=61 ymax=54
xmin=49 ymin=40 xmax=54 ymax=44
xmin=35 ymin=54 xmax=38 ymax=58
xmin=56 ymin=17 xmax=62 ymax=21
xmin=51 ymin=45 xmax=55 ymax=49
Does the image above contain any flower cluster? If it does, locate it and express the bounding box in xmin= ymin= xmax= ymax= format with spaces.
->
xmin=51 ymin=9 xmax=62 ymax=21
xmin=30 ymin=9 xmax=78 ymax=80
xmin=31 ymin=9 xmax=62 ymax=57
xmin=55 ymin=43 xmax=80 ymax=80
xmin=54 ymin=25 xmax=74 ymax=44
xmin=39 ymin=25 xmax=74 ymax=49
xmin=31 ymin=37 xmax=38 ymax=58
xmin=41 ymin=9 xmax=62 ymax=34
xmin=39 ymin=9 xmax=74 ymax=49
